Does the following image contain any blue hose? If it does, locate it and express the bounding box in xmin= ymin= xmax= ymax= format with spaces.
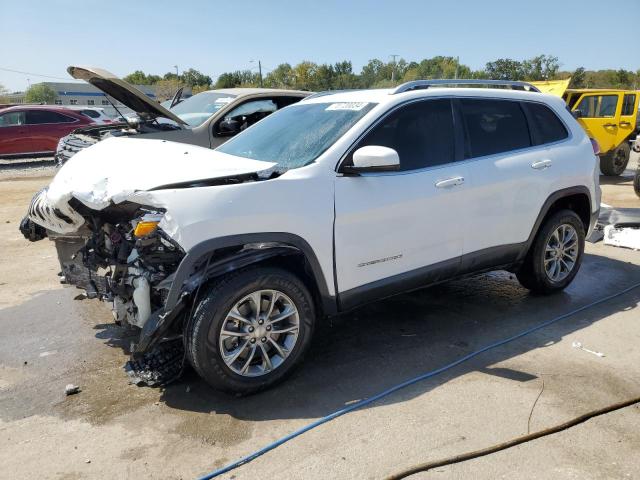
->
xmin=197 ymin=281 xmax=640 ymax=480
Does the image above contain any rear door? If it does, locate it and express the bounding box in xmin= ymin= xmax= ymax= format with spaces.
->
xmin=334 ymin=98 xmax=468 ymax=305
xmin=618 ymin=93 xmax=638 ymax=146
xmin=572 ymin=92 xmax=621 ymax=154
xmin=25 ymin=110 xmax=82 ymax=152
xmin=458 ymin=98 xmax=566 ymax=270
xmin=0 ymin=110 xmax=33 ymax=155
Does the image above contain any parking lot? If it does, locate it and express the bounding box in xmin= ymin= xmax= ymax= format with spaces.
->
xmin=0 ymin=159 xmax=639 ymax=479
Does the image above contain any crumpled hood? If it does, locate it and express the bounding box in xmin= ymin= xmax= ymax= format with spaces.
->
xmin=28 ymin=137 xmax=275 ymax=233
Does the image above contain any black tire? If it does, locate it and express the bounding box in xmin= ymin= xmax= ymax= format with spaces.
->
xmin=516 ymin=209 xmax=585 ymax=294
xmin=634 ymin=168 xmax=640 ymax=198
xmin=185 ymin=266 xmax=315 ymax=395
xmin=600 ymin=142 xmax=630 ymax=176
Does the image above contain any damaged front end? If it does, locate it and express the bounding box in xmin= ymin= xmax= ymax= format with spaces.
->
xmin=22 ymin=188 xmax=188 ymax=383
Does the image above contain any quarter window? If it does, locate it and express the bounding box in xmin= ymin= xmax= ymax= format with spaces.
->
xmin=25 ymin=110 xmax=76 ymax=124
xmin=576 ymin=95 xmax=618 ymax=118
xmin=460 ymin=99 xmax=531 ymax=158
xmin=524 ymin=102 xmax=568 ymax=145
xmin=621 ymin=94 xmax=637 ymax=116
xmin=352 ymin=99 xmax=455 ymax=170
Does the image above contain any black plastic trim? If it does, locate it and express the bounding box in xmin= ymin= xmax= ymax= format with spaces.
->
xmin=164 ymin=233 xmax=337 ymax=315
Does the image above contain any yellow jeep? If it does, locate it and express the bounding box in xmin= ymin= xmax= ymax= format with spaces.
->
xmin=532 ymin=81 xmax=639 ymax=176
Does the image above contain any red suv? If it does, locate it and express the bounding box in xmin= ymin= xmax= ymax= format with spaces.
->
xmin=0 ymin=105 xmax=95 ymax=157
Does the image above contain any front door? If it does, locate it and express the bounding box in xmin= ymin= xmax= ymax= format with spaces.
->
xmin=334 ymin=99 xmax=468 ymax=307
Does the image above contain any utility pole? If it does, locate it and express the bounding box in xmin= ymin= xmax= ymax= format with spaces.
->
xmin=258 ymin=60 xmax=263 ymax=87
xmin=174 ymin=65 xmax=179 ymax=77
xmin=454 ymin=56 xmax=459 ymax=79
xmin=390 ymin=54 xmax=399 ymax=82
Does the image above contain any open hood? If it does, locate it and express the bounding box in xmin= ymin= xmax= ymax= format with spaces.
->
xmin=67 ymin=66 xmax=187 ymax=126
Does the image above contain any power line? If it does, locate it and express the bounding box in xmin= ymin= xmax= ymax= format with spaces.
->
xmin=0 ymin=67 xmax=70 ymax=81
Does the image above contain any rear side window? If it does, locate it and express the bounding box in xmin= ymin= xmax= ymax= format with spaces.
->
xmin=460 ymin=99 xmax=531 ymax=158
xmin=352 ymin=99 xmax=455 ymax=171
xmin=524 ymin=102 xmax=568 ymax=145
xmin=81 ymin=109 xmax=100 ymax=118
xmin=621 ymin=94 xmax=637 ymax=116
xmin=26 ymin=110 xmax=77 ymax=124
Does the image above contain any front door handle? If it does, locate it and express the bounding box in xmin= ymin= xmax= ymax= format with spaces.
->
xmin=531 ymin=159 xmax=552 ymax=170
xmin=435 ymin=176 xmax=464 ymax=188
xmin=603 ymin=123 xmax=617 ymax=128
xmin=619 ymin=121 xmax=631 ymax=127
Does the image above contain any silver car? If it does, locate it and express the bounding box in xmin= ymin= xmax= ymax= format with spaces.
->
xmin=55 ymin=66 xmax=310 ymax=165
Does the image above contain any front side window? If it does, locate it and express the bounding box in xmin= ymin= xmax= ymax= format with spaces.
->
xmin=349 ymin=99 xmax=455 ymax=171
xmin=461 ymin=99 xmax=531 ymax=158
xmin=0 ymin=111 xmax=26 ymax=127
xmin=576 ymin=95 xmax=618 ymax=118
xmin=217 ymin=102 xmax=376 ymax=171
xmin=25 ymin=110 xmax=76 ymax=124
xmin=220 ymin=99 xmax=278 ymax=132
xmin=524 ymin=102 xmax=568 ymax=145
xmin=621 ymin=94 xmax=637 ymax=116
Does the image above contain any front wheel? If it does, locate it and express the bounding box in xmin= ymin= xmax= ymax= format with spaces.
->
xmin=517 ymin=210 xmax=585 ymax=294
xmin=634 ymin=168 xmax=640 ymax=198
xmin=186 ymin=266 xmax=315 ymax=395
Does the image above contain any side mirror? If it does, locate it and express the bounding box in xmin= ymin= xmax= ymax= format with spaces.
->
xmin=342 ymin=146 xmax=400 ymax=174
xmin=572 ymin=109 xmax=583 ymax=119
xmin=218 ymin=118 xmax=241 ymax=135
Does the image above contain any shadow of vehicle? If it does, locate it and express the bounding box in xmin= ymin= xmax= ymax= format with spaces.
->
xmin=137 ymin=251 xmax=640 ymax=421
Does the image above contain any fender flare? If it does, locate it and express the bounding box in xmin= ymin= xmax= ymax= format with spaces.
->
xmin=516 ymin=185 xmax=595 ymax=262
xmin=164 ymin=232 xmax=337 ymax=315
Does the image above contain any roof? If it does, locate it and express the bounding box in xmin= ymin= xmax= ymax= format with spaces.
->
xmin=301 ymin=86 xmax=554 ymax=106
xmin=205 ymin=88 xmax=311 ymax=97
xmin=0 ymin=104 xmax=81 ymax=112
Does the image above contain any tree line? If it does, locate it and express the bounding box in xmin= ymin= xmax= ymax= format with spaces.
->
xmin=3 ymin=55 xmax=637 ymax=105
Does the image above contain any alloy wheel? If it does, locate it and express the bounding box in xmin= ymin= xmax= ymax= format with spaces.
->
xmin=544 ymin=224 xmax=579 ymax=282
xmin=218 ymin=289 xmax=300 ymax=377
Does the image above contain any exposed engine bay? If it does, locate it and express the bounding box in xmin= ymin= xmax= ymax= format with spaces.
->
xmin=55 ymin=120 xmax=182 ymax=166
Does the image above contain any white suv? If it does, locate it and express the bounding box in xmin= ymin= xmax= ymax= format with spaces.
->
xmin=22 ymin=80 xmax=600 ymax=394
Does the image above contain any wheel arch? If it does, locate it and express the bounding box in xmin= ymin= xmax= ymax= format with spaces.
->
xmin=517 ymin=186 xmax=593 ymax=263
xmin=164 ymin=233 xmax=337 ymax=317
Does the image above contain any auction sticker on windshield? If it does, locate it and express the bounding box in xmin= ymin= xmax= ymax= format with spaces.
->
xmin=326 ymin=102 xmax=368 ymax=111
xmin=214 ymin=97 xmax=234 ymax=104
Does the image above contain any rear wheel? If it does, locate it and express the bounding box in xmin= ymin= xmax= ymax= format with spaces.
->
xmin=517 ymin=210 xmax=585 ymax=294
xmin=186 ymin=267 xmax=315 ymax=394
xmin=600 ymin=142 xmax=630 ymax=176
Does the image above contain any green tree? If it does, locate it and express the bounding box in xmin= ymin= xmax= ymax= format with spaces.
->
xmin=264 ymin=63 xmax=294 ymax=88
xmin=0 ymin=83 xmax=9 ymax=103
xmin=522 ymin=55 xmax=560 ymax=80
xmin=25 ymin=84 xmax=57 ymax=104
xmin=123 ymin=70 xmax=160 ymax=85
xmin=484 ymin=58 xmax=525 ymax=80
xmin=292 ymin=61 xmax=319 ymax=90
xmin=569 ymin=67 xmax=586 ymax=88
xmin=154 ymin=79 xmax=185 ymax=101
xmin=181 ymin=68 xmax=212 ymax=87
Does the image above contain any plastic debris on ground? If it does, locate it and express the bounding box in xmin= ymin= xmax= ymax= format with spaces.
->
xmin=572 ymin=341 xmax=605 ymax=358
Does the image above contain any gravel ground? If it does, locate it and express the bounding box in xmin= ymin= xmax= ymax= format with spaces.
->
xmin=0 ymin=159 xmax=638 ymax=480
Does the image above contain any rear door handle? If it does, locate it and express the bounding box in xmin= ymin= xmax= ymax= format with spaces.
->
xmin=603 ymin=123 xmax=617 ymax=128
xmin=435 ymin=176 xmax=464 ymax=188
xmin=531 ymin=159 xmax=552 ymax=170
xmin=619 ymin=121 xmax=631 ymax=127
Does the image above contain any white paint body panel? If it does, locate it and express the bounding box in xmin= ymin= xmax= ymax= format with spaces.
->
xmin=31 ymin=86 xmax=599 ymax=303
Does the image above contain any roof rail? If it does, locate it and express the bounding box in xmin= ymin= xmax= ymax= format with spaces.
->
xmin=301 ymin=89 xmax=358 ymax=101
xmin=391 ymin=79 xmax=541 ymax=94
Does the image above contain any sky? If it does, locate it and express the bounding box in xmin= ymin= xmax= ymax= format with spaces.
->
xmin=1 ymin=0 xmax=639 ymax=92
